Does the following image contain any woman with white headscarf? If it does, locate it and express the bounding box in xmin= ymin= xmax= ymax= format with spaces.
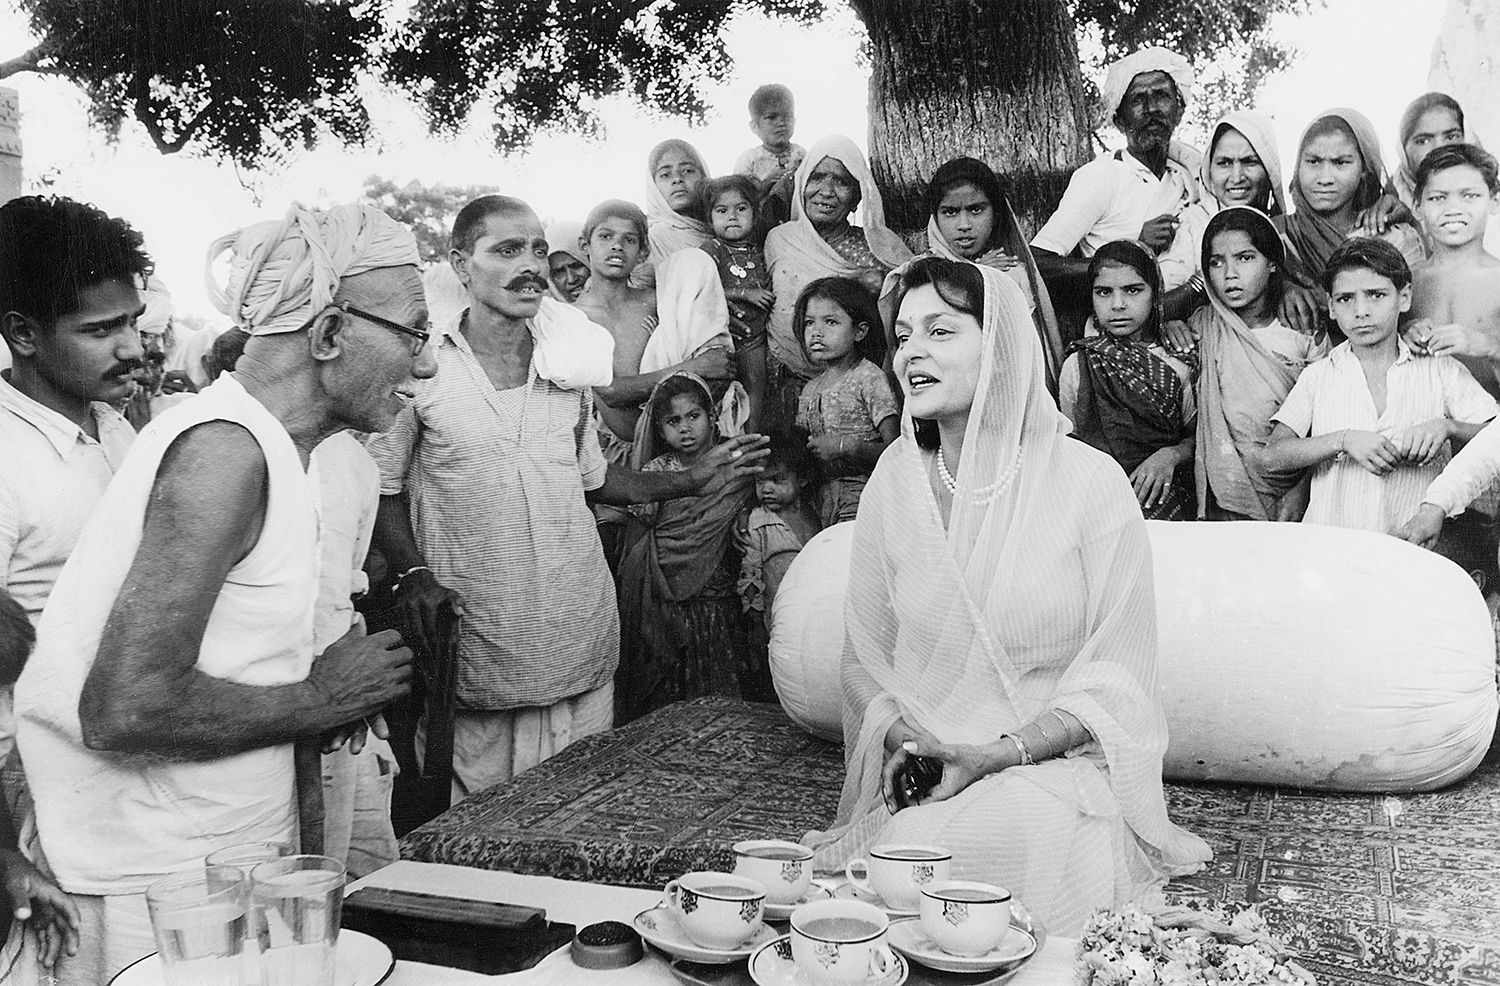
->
xmin=632 ymin=138 xmax=714 ymax=289
xmin=805 ymin=257 xmax=1210 ymax=935
xmin=764 ymin=136 xmax=912 ymax=427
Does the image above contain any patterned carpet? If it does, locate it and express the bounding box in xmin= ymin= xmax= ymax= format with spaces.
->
xmin=401 ymin=697 xmax=1500 ymax=986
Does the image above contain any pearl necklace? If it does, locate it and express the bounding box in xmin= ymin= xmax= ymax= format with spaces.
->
xmin=935 ymin=445 xmax=1025 ymax=505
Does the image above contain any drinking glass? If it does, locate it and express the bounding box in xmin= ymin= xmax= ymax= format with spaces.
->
xmin=250 ymin=855 xmax=345 ymax=986
xmin=145 ymin=866 xmax=250 ymax=986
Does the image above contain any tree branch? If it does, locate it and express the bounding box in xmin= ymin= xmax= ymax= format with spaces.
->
xmin=131 ymin=85 xmax=213 ymax=155
xmin=0 ymin=42 xmax=60 ymax=80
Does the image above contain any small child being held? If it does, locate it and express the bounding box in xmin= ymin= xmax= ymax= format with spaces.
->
xmin=700 ymin=175 xmax=771 ymax=432
xmin=615 ymin=374 xmax=757 ymax=724
xmin=1265 ymin=237 xmax=1499 ymax=534
xmin=794 ymin=277 xmax=900 ymax=525
xmin=733 ymin=84 xmax=805 ymax=228
xmin=736 ymin=438 xmax=821 ymax=701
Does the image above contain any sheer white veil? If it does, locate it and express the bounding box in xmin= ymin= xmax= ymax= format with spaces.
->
xmin=810 ymin=259 xmax=1208 ymax=881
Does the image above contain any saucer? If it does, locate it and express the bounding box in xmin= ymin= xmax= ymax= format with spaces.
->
xmin=886 ymin=916 xmax=1037 ymax=974
xmin=635 ymin=905 xmax=780 ymax=965
xmin=764 ymin=882 xmax=835 ymax=922
xmin=832 ymin=881 xmax=918 ymax=917
xmin=109 ymin=929 xmax=394 ymax=985
xmin=749 ymin=934 xmax=908 ymax=986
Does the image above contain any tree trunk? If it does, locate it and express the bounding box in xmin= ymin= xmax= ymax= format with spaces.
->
xmin=850 ymin=0 xmax=1093 ymax=240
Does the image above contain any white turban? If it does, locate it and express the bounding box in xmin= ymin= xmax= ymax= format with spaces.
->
xmin=1102 ymin=46 xmax=1193 ymax=120
xmin=136 ymin=275 xmax=174 ymax=336
xmin=205 ymin=203 xmax=420 ymax=336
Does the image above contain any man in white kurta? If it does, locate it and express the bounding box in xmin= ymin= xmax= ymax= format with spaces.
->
xmin=14 ymin=203 xmax=433 ymax=982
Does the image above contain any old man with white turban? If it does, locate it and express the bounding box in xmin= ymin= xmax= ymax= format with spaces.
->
xmin=1032 ymin=46 xmax=1210 ymax=308
xmin=14 ymin=203 xmax=434 ymax=983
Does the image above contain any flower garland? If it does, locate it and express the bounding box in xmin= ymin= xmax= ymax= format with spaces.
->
xmin=1077 ymin=904 xmax=1316 ymax=986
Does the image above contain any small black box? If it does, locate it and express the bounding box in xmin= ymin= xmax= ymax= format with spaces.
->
xmin=341 ymin=886 xmax=575 ymax=974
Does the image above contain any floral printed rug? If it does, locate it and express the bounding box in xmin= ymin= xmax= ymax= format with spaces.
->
xmin=401 ymin=698 xmax=1500 ymax=986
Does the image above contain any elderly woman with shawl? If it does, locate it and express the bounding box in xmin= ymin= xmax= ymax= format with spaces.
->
xmin=1189 ymin=207 xmax=1327 ymax=521
xmin=806 ymin=257 xmax=1211 ymax=935
xmin=1276 ymin=108 xmax=1426 ymax=329
xmin=632 ymin=138 xmax=713 ymax=289
xmin=764 ymin=135 xmax=912 ymax=429
xmin=915 ymin=156 xmax=1065 ymax=395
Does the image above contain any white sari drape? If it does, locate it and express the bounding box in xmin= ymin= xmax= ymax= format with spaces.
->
xmin=633 ymin=139 xmax=714 ymax=289
xmin=806 ymin=263 xmax=1211 ymax=935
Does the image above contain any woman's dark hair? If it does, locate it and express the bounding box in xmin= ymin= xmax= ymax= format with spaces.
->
xmin=1201 ymin=208 xmax=1286 ymax=317
xmin=1087 ymin=240 xmax=1163 ymax=343
xmin=888 ymin=257 xmax=986 ymax=449
xmin=793 ymin=276 xmax=887 ymax=368
xmin=926 ymin=155 xmax=1002 ymax=211
xmin=648 ymin=374 xmax=714 ymax=435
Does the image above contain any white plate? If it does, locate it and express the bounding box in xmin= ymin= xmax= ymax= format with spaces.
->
xmin=886 ymin=916 xmax=1037 ymax=973
xmin=749 ymin=934 xmax=908 ymax=986
xmin=109 ymin=929 xmax=394 ymax=986
xmin=634 ymin=905 xmax=780 ymax=965
xmin=763 ymin=883 xmax=835 ymax=922
xmin=832 ymin=881 xmax=918 ymax=917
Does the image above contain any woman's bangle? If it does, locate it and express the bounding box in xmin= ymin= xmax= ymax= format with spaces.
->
xmin=1003 ymin=733 xmax=1033 ymax=767
xmin=1034 ymin=715 xmax=1053 ymax=754
xmin=393 ymin=564 xmax=431 ymax=593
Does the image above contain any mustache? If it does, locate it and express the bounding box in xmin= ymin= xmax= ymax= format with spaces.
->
xmin=105 ymin=359 xmax=147 ymax=380
xmin=506 ymin=275 xmax=549 ymax=292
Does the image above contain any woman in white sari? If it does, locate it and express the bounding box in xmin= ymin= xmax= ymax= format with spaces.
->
xmin=807 ymin=257 xmax=1211 ymax=935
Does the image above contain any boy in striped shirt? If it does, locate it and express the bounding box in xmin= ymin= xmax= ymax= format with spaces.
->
xmin=1264 ymin=238 xmax=1497 ymax=534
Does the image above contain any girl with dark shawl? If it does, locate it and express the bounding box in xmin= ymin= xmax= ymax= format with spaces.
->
xmin=913 ymin=156 xmax=1065 ymax=395
xmin=1060 ymin=240 xmax=1197 ymax=520
xmin=1189 ymin=207 xmax=1327 ymax=521
xmin=1277 ymin=109 xmax=1426 ymax=301
xmin=614 ymin=373 xmax=755 ymax=724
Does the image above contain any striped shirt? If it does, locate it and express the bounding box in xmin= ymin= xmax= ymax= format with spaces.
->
xmin=365 ymin=313 xmax=618 ymax=711
xmin=1271 ymin=339 xmax=1498 ymax=533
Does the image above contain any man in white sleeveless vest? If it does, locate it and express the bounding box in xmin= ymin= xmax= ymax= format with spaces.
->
xmin=13 ymin=203 xmax=434 ymax=983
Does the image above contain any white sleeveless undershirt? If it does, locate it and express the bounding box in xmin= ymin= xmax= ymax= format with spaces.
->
xmin=15 ymin=374 xmax=322 ymax=895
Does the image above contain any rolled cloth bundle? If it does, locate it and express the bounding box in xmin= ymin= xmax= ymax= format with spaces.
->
xmin=205 ymin=203 xmax=420 ymax=335
xmin=136 ymin=275 xmax=174 ymax=336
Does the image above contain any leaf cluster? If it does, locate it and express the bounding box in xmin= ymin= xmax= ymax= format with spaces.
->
xmin=358 ymin=174 xmax=501 ymax=263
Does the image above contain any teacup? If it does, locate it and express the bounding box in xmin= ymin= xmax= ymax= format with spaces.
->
xmin=790 ymin=899 xmax=897 ymax=986
xmin=733 ymin=839 xmax=814 ymax=906
xmin=663 ymin=871 xmax=766 ymax=950
xmin=844 ymin=844 xmax=952 ymax=910
xmin=918 ymin=880 xmax=1012 ymax=956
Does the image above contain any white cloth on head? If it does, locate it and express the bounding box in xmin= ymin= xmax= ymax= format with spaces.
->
xmin=531 ymin=296 xmax=615 ymax=390
xmin=546 ymin=221 xmax=585 ymax=263
xmin=205 ymin=203 xmax=420 ymax=336
xmin=764 ymin=134 xmax=914 ymax=378
xmin=167 ymin=324 xmax=221 ymax=388
xmin=805 ymin=261 xmax=1211 ymax=934
xmin=136 ymin=275 xmax=173 ymax=336
xmin=1101 ymin=46 xmax=1193 ymax=119
xmin=633 ymin=140 xmax=714 ymax=289
xmin=423 ymin=262 xmax=470 ymax=331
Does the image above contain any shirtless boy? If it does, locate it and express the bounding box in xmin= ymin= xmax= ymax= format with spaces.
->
xmin=1409 ymin=144 xmax=1500 ymax=399
xmin=575 ymin=200 xmax=735 ymax=560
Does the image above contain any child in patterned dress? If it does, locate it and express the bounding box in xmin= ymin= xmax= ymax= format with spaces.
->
xmin=735 ymin=438 xmax=821 ymax=701
xmin=700 ymin=175 xmax=771 ymax=432
xmin=793 ymin=277 xmax=900 ymax=525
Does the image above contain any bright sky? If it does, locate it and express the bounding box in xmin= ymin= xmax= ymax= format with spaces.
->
xmin=0 ymin=0 xmax=1453 ymax=321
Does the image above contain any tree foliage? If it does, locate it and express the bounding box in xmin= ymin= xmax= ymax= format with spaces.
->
xmin=358 ymin=175 xmax=501 ymax=264
xmin=3 ymin=0 xmax=381 ymax=168
xmin=0 ymin=0 xmax=1318 ymax=168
